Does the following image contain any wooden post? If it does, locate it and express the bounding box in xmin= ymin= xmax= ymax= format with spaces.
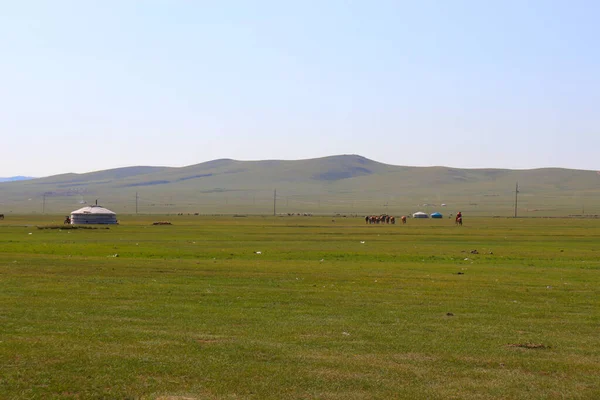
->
xmin=514 ymin=182 xmax=519 ymax=218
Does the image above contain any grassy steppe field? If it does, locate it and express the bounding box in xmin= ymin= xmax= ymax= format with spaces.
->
xmin=1 ymin=215 xmax=599 ymax=399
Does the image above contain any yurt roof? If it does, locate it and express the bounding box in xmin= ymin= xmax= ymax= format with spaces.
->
xmin=71 ymin=205 xmax=116 ymax=215
xmin=431 ymin=212 xmax=443 ymax=216
xmin=413 ymin=211 xmax=427 ymax=216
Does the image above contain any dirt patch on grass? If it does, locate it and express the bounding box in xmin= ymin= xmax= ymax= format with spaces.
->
xmin=302 ymin=351 xmax=438 ymax=369
xmin=36 ymin=225 xmax=109 ymax=230
xmin=192 ymin=334 xmax=228 ymax=345
xmin=195 ymin=338 xmax=222 ymax=344
xmin=391 ymin=352 xmax=438 ymax=362
xmin=507 ymin=343 xmax=550 ymax=349
xmin=156 ymin=397 xmax=198 ymax=400
xmin=154 ymin=390 xmax=231 ymax=400
xmin=314 ymin=367 xmax=371 ymax=381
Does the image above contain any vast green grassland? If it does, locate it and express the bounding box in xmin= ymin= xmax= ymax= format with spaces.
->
xmin=1 ymin=215 xmax=599 ymax=399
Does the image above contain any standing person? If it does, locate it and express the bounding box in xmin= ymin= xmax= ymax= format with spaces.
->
xmin=455 ymin=211 xmax=463 ymax=226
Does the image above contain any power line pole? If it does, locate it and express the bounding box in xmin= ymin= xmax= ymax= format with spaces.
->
xmin=42 ymin=194 xmax=46 ymax=214
xmin=136 ymin=192 xmax=138 ymax=214
xmin=273 ymin=189 xmax=277 ymax=216
xmin=514 ymin=182 xmax=519 ymax=218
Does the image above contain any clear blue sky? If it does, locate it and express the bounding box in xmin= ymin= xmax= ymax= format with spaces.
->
xmin=1 ymin=1 xmax=599 ymax=176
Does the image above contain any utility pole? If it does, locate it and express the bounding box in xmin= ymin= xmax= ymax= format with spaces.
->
xmin=273 ymin=189 xmax=277 ymax=216
xmin=136 ymin=192 xmax=138 ymax=214
xmin=514 ymin=182 xmax=519 ymax=218
xmin=42 ymin=194 xmax=46 ymax=214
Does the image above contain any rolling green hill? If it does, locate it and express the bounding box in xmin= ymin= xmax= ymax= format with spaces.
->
xmin=1 ymin=155 xmax=599 ymax=216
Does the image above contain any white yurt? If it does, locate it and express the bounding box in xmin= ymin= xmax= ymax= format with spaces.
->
xmin=412 ymin=211 xmax=429 ymax=219
xmin=70 ymin=205 xmax=118 ymax=225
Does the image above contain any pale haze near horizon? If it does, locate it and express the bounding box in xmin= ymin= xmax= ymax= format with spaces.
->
xmin=1 ymin=1 xmax=599 ymax=177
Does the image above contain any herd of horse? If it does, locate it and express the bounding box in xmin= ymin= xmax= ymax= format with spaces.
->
xmin=365 ymin=215 xmax=408 ymax=224
xmin=366 ymin=213 xmax=462 ymax=226
xmin=366 ymin=214 xmax=395 ymax=224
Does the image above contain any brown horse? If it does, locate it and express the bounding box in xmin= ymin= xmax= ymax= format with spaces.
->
xmin=0 ymin=214 xmax=4 ymax=220
xmin=401 ymin=216 xmax=407 ymax=224
xmin=455 ymin=216 xmax=462 ymax=226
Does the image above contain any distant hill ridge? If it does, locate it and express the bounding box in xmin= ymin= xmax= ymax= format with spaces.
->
xmin=1 ymin=155 xmax=599 ymax=216
xmin=0 ymin=176 xmax=35 ymax=182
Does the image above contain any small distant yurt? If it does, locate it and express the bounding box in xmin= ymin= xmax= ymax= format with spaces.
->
xmin=431 ymin=212 xmax=443 ymax=219
xmin=412 ymin=211 xmax=429 ymax=219
xmin=70 ymin=205 xmax=118 ymax=225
